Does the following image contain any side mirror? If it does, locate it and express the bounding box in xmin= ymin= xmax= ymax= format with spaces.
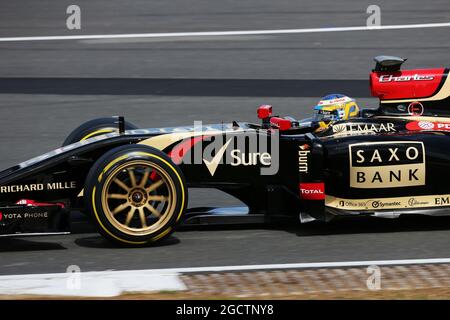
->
xmin=257 ymin=105 xmax=292 ymax=130
xmin=257 ymin=105 xmax=272 ymax=119
xmin=257 ymin=105 xmax=272 ymax=129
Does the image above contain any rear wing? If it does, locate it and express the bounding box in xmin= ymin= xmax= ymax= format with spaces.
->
xmin=373 ymin=55 xmax=406 ymax=72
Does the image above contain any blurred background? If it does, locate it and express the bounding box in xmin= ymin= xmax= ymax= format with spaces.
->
xmin=1 ymin=1 xmax=450 ymax=280
xmin=0 ymin=0 xmax=449 ymax=165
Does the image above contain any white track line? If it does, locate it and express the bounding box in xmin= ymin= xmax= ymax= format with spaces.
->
xmin=2 ymin=258 xmax=450 ymax=296
xmin=1 ymin=22 xmax=450 ymax=42
xmin=129 ymin=257 xmax=450 ymax=273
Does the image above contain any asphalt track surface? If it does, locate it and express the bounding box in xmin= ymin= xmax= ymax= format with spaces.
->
xmin=1 ymin=0 xmax=450 ymax=275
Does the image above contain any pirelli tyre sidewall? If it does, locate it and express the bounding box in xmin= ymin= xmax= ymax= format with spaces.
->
xmin=62 ymin=117 xmax=138 ymax=146
xmin=85 ymin=145 xmax=187 ymax=246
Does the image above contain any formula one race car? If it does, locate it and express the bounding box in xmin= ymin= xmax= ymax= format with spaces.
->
xmin=1 ymin=56 xmax=450 ymax=246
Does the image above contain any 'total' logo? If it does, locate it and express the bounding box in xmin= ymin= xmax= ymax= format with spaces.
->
xmin=299 ymin=183 xmax=325 ymax=200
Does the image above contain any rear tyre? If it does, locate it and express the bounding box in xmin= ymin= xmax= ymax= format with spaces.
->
xmin=84 ymin=145 xmax=187 ymax=246
xmin=62 ymin=117 xmax=138 ymax=146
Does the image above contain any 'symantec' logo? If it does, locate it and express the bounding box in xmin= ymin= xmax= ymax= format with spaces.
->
xmin=349 ymin=141 xmax=425 ymax=189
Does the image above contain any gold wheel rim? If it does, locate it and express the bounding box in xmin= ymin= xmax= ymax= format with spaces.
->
xmin=101 ymin=160 xmax=177 ymax=236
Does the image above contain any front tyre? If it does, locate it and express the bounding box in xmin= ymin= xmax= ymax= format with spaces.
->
xmin=84 ymin=145 xmax=187 ymax=246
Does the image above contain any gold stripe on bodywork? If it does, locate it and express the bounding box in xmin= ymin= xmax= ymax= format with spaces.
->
xmin=374 ymin=115 xmax=450 ymax=122
xmin=81 ymin=128 xmax=116 ymax=141
xmin=326 ymin=194 xmax=450 ymax=211
xmin=138 ymin=129 xmax=245 ymax=151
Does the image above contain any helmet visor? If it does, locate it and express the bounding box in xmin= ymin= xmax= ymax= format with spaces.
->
xmin=313 ymin=108 xmax=340 ymax=122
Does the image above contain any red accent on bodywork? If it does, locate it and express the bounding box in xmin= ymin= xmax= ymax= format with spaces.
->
xmin=300 ymin=144 xmax=310 ymax=150
xmin=406 ymin=121 xmax=450 ymax=131
xmin=0 ymin=212 xmax=2 ymax=221
xmin=152 ymin=136 xmax=208 ymax=182
xmin=168 ymin=136 xmax=207 ymax=165
xmin=15 ymin=199 xmax=65 ymax=208
xmin=299 ymin=183 xmax=325 ymax=200
xmin=257 ymin=105 xmax=273 ymax=119
xmin=370 ymin=68 xmax=446 ymax=100
xmin=270 ymin=117 xmax=292 ymax=130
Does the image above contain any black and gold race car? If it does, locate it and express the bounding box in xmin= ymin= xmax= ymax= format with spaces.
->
xmin=1 ymin=56 xmax=450 ymax=246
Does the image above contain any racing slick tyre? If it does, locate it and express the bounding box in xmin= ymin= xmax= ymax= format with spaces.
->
xmin=62 ymin=117 xmax=138 ymax=146
xmin=84 ymin=145 xmax=187 ymax=246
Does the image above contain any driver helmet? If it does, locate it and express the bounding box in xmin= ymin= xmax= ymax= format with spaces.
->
xmin=313 ymin=94 xmax=359 ymax=130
